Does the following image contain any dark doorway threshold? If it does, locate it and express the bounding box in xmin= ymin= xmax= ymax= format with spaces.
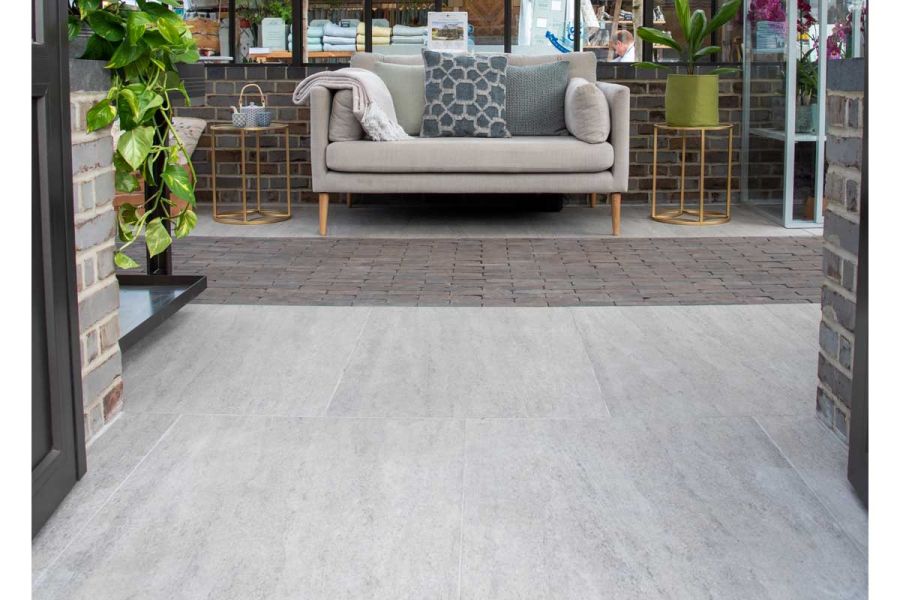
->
xmin=117 ymin=274 xmax=207 ymax=351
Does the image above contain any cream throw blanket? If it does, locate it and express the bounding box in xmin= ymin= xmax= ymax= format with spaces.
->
xmin=292 ymin=68 xmax=411 ymax=141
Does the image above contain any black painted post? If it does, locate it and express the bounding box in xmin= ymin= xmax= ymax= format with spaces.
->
xmin=145 ymin=110 xmax=172 ymax=276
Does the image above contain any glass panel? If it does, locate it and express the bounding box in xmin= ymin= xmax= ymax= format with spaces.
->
xmin=232 ymin=0 xmax=293 ymax=64
xmin=582 ymin=0 xmax=642 ymax=61
xmin=371 ymin=1 xmax=434 ymax=56
xmin=305 ymin=1 xmax=365 ymax=63
xmin=829 ymin=0 xmax=867 ymax=58
xmin=649 ymin=1 xmax=719 ymax=63
xmin=184 ymin=0 xmax=232 ymax=65
xmin=449 ymin=0 xmax=504 ymax=53
xmin=511 ymin=0 xmax=574 ymax=55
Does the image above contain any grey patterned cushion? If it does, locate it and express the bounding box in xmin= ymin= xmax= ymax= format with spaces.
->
xmin=420 ymin=50 xmax=510 ymax=138
xmin=506 ymin=62 xmax=568 ymax=136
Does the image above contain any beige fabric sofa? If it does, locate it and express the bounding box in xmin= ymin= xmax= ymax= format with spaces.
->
xmin=309 ymin=52 xmax=630 ymax=235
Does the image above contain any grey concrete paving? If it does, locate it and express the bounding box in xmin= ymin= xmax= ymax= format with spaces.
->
xmin=190 ymin=203 xmax=823 ymax=239
xmin=33 ymin=304 xmax=867 ymax=599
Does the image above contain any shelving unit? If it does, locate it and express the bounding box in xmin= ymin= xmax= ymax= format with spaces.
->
xmin=739 ymin=0 xmax=828 ymax=228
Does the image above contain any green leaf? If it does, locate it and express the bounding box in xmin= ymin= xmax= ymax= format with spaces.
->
xmin=693 ymin=46 xmax=721 ymax=59
xmin=107 ymin=39 xmax=145 ymax=68
xmin=113 ymin=251 xmax=140 ymax=270
xmin=674 ymin=0 xmax=691 ymax=41
xmin=689 ymin=10 xmax=708 ymax=51
xmin=117 ymin=126 xmax=154 ymax=170
xmin=87 ymin=10 xmax=124 ymax=42
xmin=78 ymin=0 xmax=100 ymax=20
xmin=126 ymin=11 xmax=153 ymax=45
xmin=80 ymin=34 xmax=114 ymax=60
xmin=162 ymin=163 xmax=195 ymax=205
xmin=710 ymin=67 xmax=741 ymax=76
xmin=157 ymin=17 xmax=183 ymax=45
xmin=174 ymin=208 xmax=197 ymax=239
xmin=86 ymin=99 xmax=117 ymax=132
xmin=68 ymin=16 xmax=82 ymax=41
xmin=116 ymin=202 xmax=139 ymax=242
xmin=113 ymin=152 xmax=141 ymax=193
xmin=145 ymin=218 xmax=172 ymax=257
xmin=636 ymin=27 xmax=682 ymax=53
xmin=634 ymin=61 xmax=671 ymax=71
xmin=703 ymin=0 xmax=742 ymax=40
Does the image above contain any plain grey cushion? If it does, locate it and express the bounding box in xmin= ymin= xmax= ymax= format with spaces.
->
xmin=565 ymin=78 xmax=610 ymax=144
xmin=351 ymin=52 xmax=597 ymax=82
xmin=372 ymin=62 xmax=425 ymax=136
xmin=326 ymin=136 xmax=614 ymax=173
xmin=328 ymin=90 xmax=363 ymax=142
xmin=506 ymin=62 xmax=568 ymax=136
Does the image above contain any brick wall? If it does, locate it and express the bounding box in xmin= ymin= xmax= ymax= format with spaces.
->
xmin=816 ymin=59 xmax=864 ymax=442
xmin=176 ymin=61 xmax=786 ymax=207
xmin=70 ymin=91 xmax=124 ymax=441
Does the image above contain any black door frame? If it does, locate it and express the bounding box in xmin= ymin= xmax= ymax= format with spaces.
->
xmin=32 ymin=0 xmax=87 ymax=536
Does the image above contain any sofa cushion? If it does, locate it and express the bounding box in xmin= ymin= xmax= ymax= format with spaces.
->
xmin=329 ymin=89 xmax=363 ymax=142
xmin=351 ymin=52 xmax=597 ymax=82
xmin=565 ymin=78 xmax=610 ymax=144
xmin=506 ymin=61 xmax=568 ymax=136
xmin=372 ymin=62 xmax=425 ymax=136
xmin=421 ymin=51 xmax=511 ymax=138
xmin=325 ymin=136 xmax=614 ymax=173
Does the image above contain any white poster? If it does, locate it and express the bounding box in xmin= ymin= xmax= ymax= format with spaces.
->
xmin=427 ymin=12 xmax=468 ymax=53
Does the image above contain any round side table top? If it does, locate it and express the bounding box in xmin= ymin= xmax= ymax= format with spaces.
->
xmin=653 ymin=123 xmax=735 ymax=132
xmin=209 ymin=122 xmax=290 ymax=133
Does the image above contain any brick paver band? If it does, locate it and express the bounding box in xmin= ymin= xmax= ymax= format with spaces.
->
xmin=121 ymin=236 xmax=823 ymax=307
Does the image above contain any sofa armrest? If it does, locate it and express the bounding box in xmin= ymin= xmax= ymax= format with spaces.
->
xmin=596 ymin=82 xmax=630 ymax=192
xmin=310 ymin=86 xmax=332 ymax=192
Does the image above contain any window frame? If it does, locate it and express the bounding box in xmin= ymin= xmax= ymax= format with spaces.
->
xmin=209 ymin=0 xmax=734 ymax=68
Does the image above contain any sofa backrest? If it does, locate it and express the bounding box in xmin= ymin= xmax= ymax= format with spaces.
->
xmin=350 ymin=51 xmax=597 ymax=82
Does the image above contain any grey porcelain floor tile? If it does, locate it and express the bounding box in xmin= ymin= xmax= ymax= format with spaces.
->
xmin=570 ymin=304 xmax=820 ymax=418
xmin=327 ymin=308 xmax=608 ymax=418
xmin=32 ymin=412 xmax=178 ymax=579
xmin=755 ymin=414 xmax=868 ymax=552
xmin=123 ymin=305 xmax=371 ymax=416
xmin=461 ymin=417 xmax=866 ymax=600
xmin=34 ymin=415 xmax=464 ymax=600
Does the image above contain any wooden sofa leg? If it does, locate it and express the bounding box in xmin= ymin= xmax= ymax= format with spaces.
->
xmin=319 ymin=193 xmax=329 ymax=236
xmin=590 ymin=192 xmax=598 ymax=208
xmin=611 ymin=193 xmax=621 ymax=236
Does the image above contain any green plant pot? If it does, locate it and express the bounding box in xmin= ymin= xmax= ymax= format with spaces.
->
xmin=665 ymin=74 xmax=720 ymax=127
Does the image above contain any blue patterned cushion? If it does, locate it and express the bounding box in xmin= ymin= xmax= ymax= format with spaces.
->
xmin=420 ymin=50 xmax=511 ymax=138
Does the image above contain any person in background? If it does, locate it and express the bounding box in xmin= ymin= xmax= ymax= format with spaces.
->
xmin=613 ymin=29 xmax=635 ymax=62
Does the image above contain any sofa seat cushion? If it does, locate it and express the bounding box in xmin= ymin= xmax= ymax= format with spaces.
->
xmin=326 ymin=137 xmax=614 ymax=174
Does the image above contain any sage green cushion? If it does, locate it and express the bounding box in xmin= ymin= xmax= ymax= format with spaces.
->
xmin=329 ymin=90 xmax=363 ymax=142
xmin=372 ymin=62 xmax=425 ymax=136
xmin=564 ymin=78 xmax=610 ymax=144
xmin=506 ymin=61 xmax=568 ymax=136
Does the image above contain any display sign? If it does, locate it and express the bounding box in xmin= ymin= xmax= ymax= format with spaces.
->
xmin=260 ymin=17 xmax=286 ymax=51
xmin=427 ymin=12 xmax=468 ymax=53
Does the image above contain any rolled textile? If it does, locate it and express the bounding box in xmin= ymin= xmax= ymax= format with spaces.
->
xmin=357 ymin=23 xmax=392 ymax=37
xmin=392 ymin=24 xmax=427 ymax=36
xmin=323 ymin=22 xmax=356 ymax=38
xmin=391 ymin=35 xmax=426 ymax=45
xmin=307 ymin=26 xmax=324 ymax=38
xmin=323 ymin=43 xmax=356 ymax=51
xmin=357 ymin=35 xmax=391 ymax=45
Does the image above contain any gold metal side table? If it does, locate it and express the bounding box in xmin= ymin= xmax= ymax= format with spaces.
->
xmin=651 ymin=123 xmax=734 ymax=226
xmin=210 ymin=122 xmax=292 ymax=225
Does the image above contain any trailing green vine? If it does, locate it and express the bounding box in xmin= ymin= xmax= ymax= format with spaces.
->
xmin=69 ymin=0 xmax=200 ymax=269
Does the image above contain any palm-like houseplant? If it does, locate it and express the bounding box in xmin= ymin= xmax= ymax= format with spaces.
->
xmin=69 ymin=0 xmax=200 ymax=269
xmin=635 ymin=0 xmax=741 ymax=127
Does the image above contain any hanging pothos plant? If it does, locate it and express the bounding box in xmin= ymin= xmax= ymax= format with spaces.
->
xmin=69 ymin=0 xmax=200 ymax=270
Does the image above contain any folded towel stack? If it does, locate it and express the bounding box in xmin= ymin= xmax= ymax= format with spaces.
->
xmin=307 ymin=18 xmax=329 ymax=53
xmin=355 ymin=22 xmax=391 ymax=49
xmin=391 ymin=24 xmax=427 ymax=46
xmin=322 ymin=22 xmax=356 ymax=51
